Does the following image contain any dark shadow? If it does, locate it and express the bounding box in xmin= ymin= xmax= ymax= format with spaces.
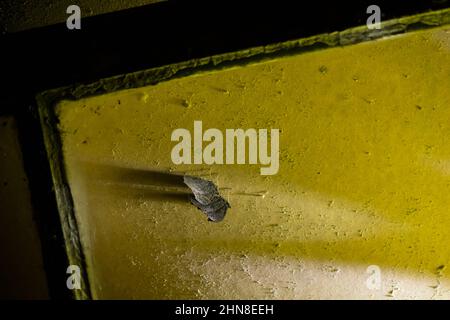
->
xmin=82 ymin=162 xmax=186 ymax=188
xmin=101 ymin=183 xmax=191 ymax=204
xmin=79 ymin=161 xmax=191 ymax=204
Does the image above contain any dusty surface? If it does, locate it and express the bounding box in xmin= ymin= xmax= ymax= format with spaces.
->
xmin=0 ymin=0 xmax=163 ymax=33
xmin=57 ymin=25 xmax=450 ymax=299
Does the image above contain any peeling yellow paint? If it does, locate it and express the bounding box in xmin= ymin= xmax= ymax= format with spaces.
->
xmin=57 ymin=25 xmax=450 ymax=299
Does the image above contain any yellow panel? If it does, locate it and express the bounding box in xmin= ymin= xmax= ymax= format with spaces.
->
xmin=56 ymin=25 xmax=450 ymax=299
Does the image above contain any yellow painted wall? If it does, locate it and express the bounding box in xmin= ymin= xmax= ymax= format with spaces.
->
xmin=57 ymin=25 xmax=450 ymax=299
xmin=0 ymin=116 xmax=49 ymax=299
